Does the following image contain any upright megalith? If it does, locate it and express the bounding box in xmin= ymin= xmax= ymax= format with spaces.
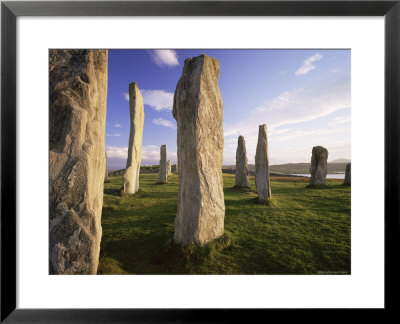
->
xmin=235 ymin=136 xmax=250 ymax=187
xmin=173 ymin=54 xmax=225 ymax=246
xmin=158 ymin=145 xmax=167 ymax=183
xmin=255 ymin=124 xmax=272 ymax=201
xmin=123 ymin=82 xmax=144 ymax=194
xmin=344 ymin=163 xmax=351 ymax=186
xmin=104 ymin=151 xmax=109 ymax=183
xmin=49 ymin=49 xmax=108 ymax=274
xmin=167 ymin=160 xmax=172 ymax=176
xmin=309 ymin=146 xmax=328 ymax=186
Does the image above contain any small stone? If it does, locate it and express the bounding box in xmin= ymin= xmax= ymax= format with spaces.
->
xmin=255 ymin=124 xmax=272 ymax=201
xmin=344 ymin=163 xmax=351 ymax=185
xmin=158 ymin=145 xmax=167 ymax=183
xmin=235 ymin=136 xmax=250 ymax=187
xmin=309 ymin=146 xmax=328 ymax=186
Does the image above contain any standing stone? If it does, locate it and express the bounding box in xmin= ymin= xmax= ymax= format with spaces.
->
xmin=158 ymin=145 xmax=167 ymax=183
xmin=49 ymin=49 xmax=108 ymax=274
xmin=344 ymin=162 xmax=351 ymax=186
xmin=173 ymin=54 xmax=225 ymax=246
xmin=167 ymin=160 xmax=172 ymax=176
xmin=255 ymin=124 xmax=272 ymax=201
xmin=175 ymin=163 xmax=178 ymax=173
xmin=123 ymin=82 xmax=144 ymax=194
xmin=309 ymin=146 xmax=328 ymax=186
xmin=104 ymin=151 xmax=109 ymax=183
xmin=235 ymin=136 xmax=250 ymax=187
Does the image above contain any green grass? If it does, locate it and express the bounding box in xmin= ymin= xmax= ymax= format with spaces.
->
xmin=99 ymin=174 xmax=350 ymax=275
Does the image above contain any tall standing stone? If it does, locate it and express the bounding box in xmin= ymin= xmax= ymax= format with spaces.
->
xmin=49 ymin=49 xmax=108 ymax=274
xmin=309 ymin=146 xmax=328 ymax=186
xmin=235 ymin=136 xmax=250 ymax=187
xmin=123 ymin=82 xmax=144 ymax=194
xmin=173 ymin=54 xmax=225 ymax=246
xmin=344 ymin=162 xmax=351 ymax=186
xmin=167 ymin=160 xmax=172 ymax=176
xmin=158 ymin=145 xmax=167 ymax=183
xmin=255 ymin=124 xmax=272 ymax=201
xmin=104 ymin=151 xmax=109 ymax=183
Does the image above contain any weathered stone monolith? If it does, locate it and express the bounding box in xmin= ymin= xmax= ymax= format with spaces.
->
xmin=309 ymin=146 xmax=328 ymax=186
xmin=255 ymin=124 xmax=272 ymax=201
xmin=173 ymin=54 xmax=225 ymax=246
xmin=104 ymin=151 xmax=109 ymax=183
xmin=344 ymin=162 xmax=351 ymax=186
xmin=167 ymin=160 xmax=172 ymax=176
xmin=158 ymin=145 xmax=167 ymax=183
xmin=49 ymin=49 xmax=108 ymax=274
xmin=235 ymin=136 xmax=250 ymax=187
xmin=123 ymin=82 xmax=144 ymax=194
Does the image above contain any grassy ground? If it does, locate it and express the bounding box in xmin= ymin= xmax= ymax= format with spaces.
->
xmin=99 ymin=174 xmax=350 ymax=275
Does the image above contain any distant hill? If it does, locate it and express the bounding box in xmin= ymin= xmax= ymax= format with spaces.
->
xmin=223 ymin=162 xmax=348 ymax=174
xmin=329 ymin=158 xmax=351 ymax=163
xmin=268 ymin=163 xmax=347 ymax=174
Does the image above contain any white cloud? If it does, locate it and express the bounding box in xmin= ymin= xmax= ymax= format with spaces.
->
xmin=328 ymin=116 xmax=351 ymax=126
xmin=152 ymin=117 xmax=176 ymax=129
xmin=142 ymin=145 xmax=159 ymax=150
xmin=148 ymin=50 xmax=179 ymax=67
xmin=106 ymin=133 xmax=121 ymax=137
xmin=113 ymin=123 xmax=122 ymax=128
xmin=123 ymin=89 xmax=174 ymax=111
xmin=295 ymin=53 xmax=323 ymax=75
xmin=222 ymin=75 xmax=350 ymax=165
xmin=142 ymin=90 xmax=174 ymax=111
xmin=272 ymin=126 xmax=348 ymax=143
xmin=106 ymin=146 xmax=127 ymax=159
xmin=224 ymin=75 xmax=350 ymax=137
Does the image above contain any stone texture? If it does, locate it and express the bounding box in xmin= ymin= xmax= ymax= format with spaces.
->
xmin=235 ymin=136 xmax=250 ymax=187
xmin=173 ymin=54 xmax=225 ymax=246
xmin=344 ymin=163 xmax=351 ymax=185
xmin=158 ymin=145 xmax=167 ymax=183
xmin=123 ymin=82 xmax=144 ymax=194
xmin=49 ymin=49 xmax=108 ymax=274
xmin=104 ymin=151 xmax=109 ymax=183
xmin=167 ymin=160 xmax=172 ymax=176
xmin=255 ymin=124 xmax=272 ymax=201
xmin=309 ymin=146 xmax=328 ymax=186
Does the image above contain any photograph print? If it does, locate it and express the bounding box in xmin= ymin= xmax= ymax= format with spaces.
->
xmin=49 ymin=49 xmax=351 ymax=275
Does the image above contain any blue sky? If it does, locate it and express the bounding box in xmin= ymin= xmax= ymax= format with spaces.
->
xmin=106 ymin=49 xmax=350 ymax=170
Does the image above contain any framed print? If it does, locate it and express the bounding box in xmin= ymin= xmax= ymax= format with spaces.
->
xmin=1 ymin=0 xmax=399 ymax=322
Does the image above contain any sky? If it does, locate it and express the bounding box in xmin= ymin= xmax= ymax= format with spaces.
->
xmin=105 ymin=49 xmax=350 ymax=170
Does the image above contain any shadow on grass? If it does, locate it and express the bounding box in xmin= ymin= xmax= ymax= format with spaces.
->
xmin=225 ymin=185 xmax=252 ymax=192
xmin=248 ymin=197 xmax=278 ymax=207
xmin=97 ymin=257 xmax=128 ymax=274
xmin=306 ymin=183 xmax=347 ymax=190
xmin=99 ymin=232 xmax=234 ymax=274
xmin=104 ymin=188 xmax=121 ymax=196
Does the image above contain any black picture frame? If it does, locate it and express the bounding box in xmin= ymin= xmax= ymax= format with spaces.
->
xmin=1 ymin=0 xmax=399 ymax=322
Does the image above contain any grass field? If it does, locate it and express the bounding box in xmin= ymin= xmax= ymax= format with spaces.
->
xmin=99 ymin=173 xmax=350 ymax=275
